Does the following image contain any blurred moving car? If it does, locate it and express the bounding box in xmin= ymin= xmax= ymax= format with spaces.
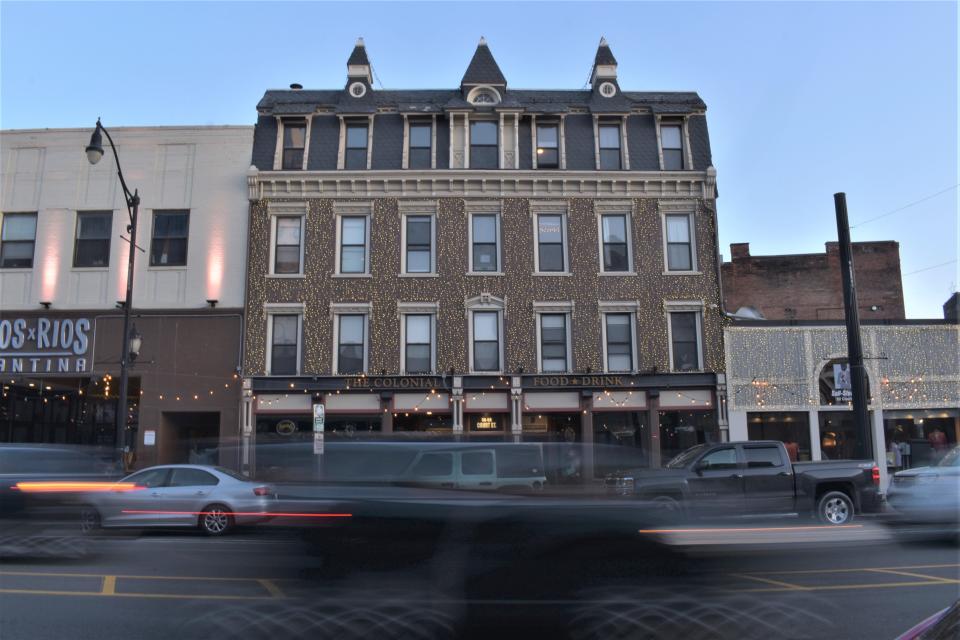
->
xmin=80 ymin=465 xmax=275 ymax=536
xmin=887 ymin=444 xmax=960 ymax=526
xmin=895 ymin=600 xmax=959 ymax=640
xmin=605 ymin=440 xmax=881 ymax=524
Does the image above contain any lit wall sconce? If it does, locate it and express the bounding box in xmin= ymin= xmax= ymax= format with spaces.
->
xmin=39 ymin=301 xmax=52 ymax=310
xmin=206 ymin=299 xmax=218 ymax=308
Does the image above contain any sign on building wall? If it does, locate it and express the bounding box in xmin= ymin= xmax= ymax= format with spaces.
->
xmin=832 ymin=363 xmax=852 ymax=402
xmin=0 ymin=316 xmax=93 ymax=374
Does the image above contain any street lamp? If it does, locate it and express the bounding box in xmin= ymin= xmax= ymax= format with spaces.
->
xmin=86 ymin=118 xmax=141 ymax=460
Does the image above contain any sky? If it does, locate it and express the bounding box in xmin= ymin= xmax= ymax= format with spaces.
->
xmin=1 ymin=1 xmax=957 ymax=318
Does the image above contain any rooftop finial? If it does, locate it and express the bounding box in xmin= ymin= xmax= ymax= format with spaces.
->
xmin=599 ymin=36 xmax=608 ymax=46
xmin=479 ymin=36 xmax=487 ymax=46
xmin=356 ymin=37 xmax=365 ymax=47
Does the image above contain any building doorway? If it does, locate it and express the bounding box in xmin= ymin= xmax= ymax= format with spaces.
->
xmin=159 ymin=411 xmax=220 ymax=464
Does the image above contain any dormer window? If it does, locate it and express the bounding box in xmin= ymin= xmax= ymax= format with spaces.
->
xmin=466 ymin=86 xmax=501 ymax=106
xmin=345 ymin=122 xmax=369 ymax=170
xmin=598 ymin=123 xmax=622 ymax=170
xmin=348 ymin=82 xmax=367 ymax=98
xmin=470 ymin=121 xmax=498 ymax=169
xmin=536 ymin=124 xmax=559 ymax=169
xmin=282 ymin=120 xmax=306 ymax=170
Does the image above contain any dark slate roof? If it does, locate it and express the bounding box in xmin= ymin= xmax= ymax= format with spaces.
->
xmin=594 ymin=38 xmax=617 ymax=66
xmin=347 ymin=39 xmax=370 ymax=66
xmin=461 ymin=38 xmax=507 ymax=87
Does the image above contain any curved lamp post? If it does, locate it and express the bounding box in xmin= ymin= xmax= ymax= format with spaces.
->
xmin=86 ymin=119 xmax=141 ymax=462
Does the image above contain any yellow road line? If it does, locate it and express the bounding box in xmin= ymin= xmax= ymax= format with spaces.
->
xmin=866 ymin=568 xmax=960 ymax=583
xmin=0 ymin=588 xmax=274 ymax=601
xmin=729 ymin=573 xmax=809 ymax=590
xmin=0 ymin=570 xmax=284 ymax=582
xmin=101 ymin=576 xmax=116 ymax=595
xmin=258 ymin=579 xmax=285 ymax=598
xmin=744 ymin=563 xmax=960 ymax=576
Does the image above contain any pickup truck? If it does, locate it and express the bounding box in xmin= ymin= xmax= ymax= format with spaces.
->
xmin=605 ymin=440 xmax=881 ymax=525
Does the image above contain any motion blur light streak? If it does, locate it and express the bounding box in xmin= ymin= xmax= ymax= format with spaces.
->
xmin=637 ymin=525 xmax=863 ymax=534
xmin=120 ymin=510 xmax=352 ymax=518
xmin=14 ymin=482 xmax=143 ymax=493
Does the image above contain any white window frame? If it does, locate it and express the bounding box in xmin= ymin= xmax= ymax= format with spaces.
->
xmin=400 ymin=209 xmax=437 ymax=276
xmin=265 ymin=303 xmax=304 ymax=376
xmin=533 ymin=301 xmax=574 ymax=374
xmin=596 ymin=119 xmax=624 ymax=171
xmin=660 ymin=205 xmax=699 ymax=274
xmin=531 ymin=208 xmax=570 ymax=276
xmin=398 ymin=302 xmax=438 ymax=374
xmin=331 ymin=302 xmax=371 ymax=375
xmin=595 ymin=204 xmax=634 ymax=274
xmin=403 ymin=117 xmax=435 ymax=170
xmin=467 ymin=209 xmax=502 ymax=276
xmin=655 ymin=116 xmax=693 ymax=171
xmin=266 ymin=201 xmax=307 ymax=278
xmin=466 ymin=294 xmax=505 ymax=374
xmin=599 ymin=302 xmax=639 ymax=374
xmin=665 ymin=301 xmax=704 ymax=373
xmin=334 ymin=215 xmax=371 ymax=277
xmin=467 ymin=117 xmax=500 ymax=170
xmin=274 ymin=118 xmax=310 ymax=171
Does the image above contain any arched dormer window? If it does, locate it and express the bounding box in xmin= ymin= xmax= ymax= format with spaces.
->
xmin=467 ymin=86 xmax=501 ymax=106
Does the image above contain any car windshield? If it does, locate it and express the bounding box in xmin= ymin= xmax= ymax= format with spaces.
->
xmin=665 ymin=444 xmax=710 ymax=469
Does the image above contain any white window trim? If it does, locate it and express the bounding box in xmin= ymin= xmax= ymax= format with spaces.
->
xmin=534 ymin=304 xmax=574 ymax=374
xmin=400 ymin=210 xmax=437 ymax=276
xmin=601 ymin=309 xmax=639 ymax=374
xmin=466 ymin=294 xmax=505 ymax=374
xmin=399 ymin=309 xmax=437 ymax=375
xmin=267 ymin=214 xmax=305 ymax=277
xmin=595 ymin=209 xmax=634 ymax=274
xmin=338 ymin=116 xmax=373 ymax=170
xmin=273 ymin=118 xmax=310 ymax=171
xmin=665 ymin=300 xmax=705 ymax=373
xmin=655 ymin=116 xmax=690 ymax=171
xmin=330 ymin=302 xmax=371 ymax=376
xmin=334 ymin=212 xmax=371 ymax=276
xmin=595 ymin=119 xmax=624 ymax=170
xmin=531 ymin=209 xmax=570 ymax=275
xmin=467 ymin=207 xmax=502 ymax=276
xmin=660 ymin=206 xmax=699 ymax=274
xmin=466 ymin=117 xmax=500 ymax=170
xmin=265 ymin=303 xmax=304 ymax=376
xmin=403 ymin=116 xmax=436 ymax=170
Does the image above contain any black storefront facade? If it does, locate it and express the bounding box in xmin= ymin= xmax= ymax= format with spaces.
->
xmin=243 ymin=372 xmax=723 ymax=480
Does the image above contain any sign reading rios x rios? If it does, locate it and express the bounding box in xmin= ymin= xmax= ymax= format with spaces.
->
xmin=0 ymin=316 xmax=93 ymax=374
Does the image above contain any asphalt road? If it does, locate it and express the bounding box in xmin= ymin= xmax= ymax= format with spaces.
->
xmin=1 ymin=522 xmax=957 ymax=640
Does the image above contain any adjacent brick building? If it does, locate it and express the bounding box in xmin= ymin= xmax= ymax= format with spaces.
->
xmin=721 ymin=241 xmax=905 ymax=320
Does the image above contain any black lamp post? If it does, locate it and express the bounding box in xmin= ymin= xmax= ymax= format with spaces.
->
xmin=86 ymin=119 xmax=141 ymax=459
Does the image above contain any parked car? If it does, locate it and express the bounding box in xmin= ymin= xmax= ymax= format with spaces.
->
xmin=80 ymin=465 xmax=275 ymax=536
xmin=887 ymin=444 xmax=960 ymax=526
xmin=605 ymin=440 xmax=881 ymax=524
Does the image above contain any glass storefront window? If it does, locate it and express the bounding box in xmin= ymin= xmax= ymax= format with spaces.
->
xmin=884 ymin=410 xmax=958 ymax=468
xmin=522 ymin=412 xmax=582 ymax=484
xmin=747 ymin=412 xmax=811 ymax=461
xmin=393 ymin=413 xmax=452 ymax=433
xmin=325 ymin=415 xmax=382 ymax=438
xmin=593 ymin=411 xmax=649 ymax=477
xmin=659 ymin=410 xmax=719 ymax=464
xmin=818 ymin=412 xmax=861 ymax=460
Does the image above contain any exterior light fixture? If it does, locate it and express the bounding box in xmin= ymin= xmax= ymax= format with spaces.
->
xmin=128 ymin=324 xmax=143 ymax=361
xmin=39 ymin=301 xmax=51 ymax=309
xmin=206 ymin=299 xmax=218 ymax=308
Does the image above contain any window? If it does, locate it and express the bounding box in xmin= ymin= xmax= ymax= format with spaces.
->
xmin=743 ymin=446 xmax=786 ymax=469
xmin=472 ymin=311 xmax=500 ymax=372
xmin=0 ymin=212 xmax=37 ymax=268
xmin=470 ymin=121 xmax=498 ymax=169
xmin=600 ymin=214 xmax=629 ymax=272
xmin=338 ymin=216 xmax=368 ymax=274
xmin=411 ymin=452 xmax=453 ymax=477
xmin=273 ymin=216 xmax=302 ymax=274
xmin=700 ymin=447 xmax=738 ymax=470
xmin=604 ymin=313 xmax=634 ymax=372
xmin=462 ymin=451 xmax=494 ymax=475
xmin=665 ymin=214 xmax=694 ymax=271
xmin=125 ymin=468 xmax=169 ymax=488
xmin=470 ymin=214 xmax=499 ymax=272
xmin=150 ymin=210 xmax=189 ymax=266
xmin=403 ymin=215 xmax=434 ymax=274
xmin=403 ymin=314 xmax=434 ymax=374
xmin=269 ymin=314 xmax=300 ymax=375
xmin=536 ymin=214 xmax=566 ymax=272
xmin=336 ymin=314 xmax=367 ymax=375
xmin=599 ymin=124 xmax=621 ymax=170
xmin=168 ymin=469 xmax=219 ymax=487
xmin=539 ymin=313 xmax=569 ymax=372
xmin=408 ymin=121 xmax=432 ymax=169
xmin=73 ymin=211 xmax=112 ymax=268
xmin=345 ymin=123 xmax=368 ymax=170
xmin=661 ymin=123 xmax=684 ymax=170
xmin=282 ymin=121 xmax=306 ymax=170
xmin=536 ymin=124 xmax=559 ymax=168
xmin=670 ymin=311 xmax=701 ymax=372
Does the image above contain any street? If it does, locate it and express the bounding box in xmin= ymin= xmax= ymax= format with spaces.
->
xmin=1 ymin=522 xmax=957 ymax=639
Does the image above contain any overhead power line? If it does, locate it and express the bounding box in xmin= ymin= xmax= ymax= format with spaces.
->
xmin=902 ymin=259 xmax=957 ymax=277
xmin=850 ymin=183 xmax=959 ymax=228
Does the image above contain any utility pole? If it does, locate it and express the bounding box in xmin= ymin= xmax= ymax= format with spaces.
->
xmin=834 ymin=193 xmax=872 ymax=459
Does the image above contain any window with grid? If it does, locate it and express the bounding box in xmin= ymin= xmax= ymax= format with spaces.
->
xmin=471 ymin=214 xmax=498 ymax=272
xmin=539 ymin=314 xmax=569 ymax=372
xmin=536 ymin=214 xmax=565 ymax=272
xmin=405 ymin=215 xmax=433 ymax=273
xmin=282 ymin=121 xmax=306 ymax=170
xmin=599 ymin=124 xmax=621 ymax=170
xmin=472 ymin=311 xmax=500 ymax=372
xmin=404 ymin=314 xmax=433 ymax=374
xmin=601 ymin=214 xmax=629 ymax=272
xmin=670 ymin=312 xmax=700 ymax=371
xmin=536 ymin=124 xmax=559 ymax=168
xmin=470 ymin=121 xmax=498 ymax=169
xmin=150 ymin=210 xmax=189 ymax=266
xmin=273 ymin=216 xmax=302 ymax=274
xmin=408 ymin=122 xmax=432 ymax=169
xmin=605 ymin=313 xmax=633 ymax=372
xmin=345 ymin=123 xmax=368 ymax=170
xmin=661 ymin=123 xmax=684 ymax=170
xmin=270 ymin=314 xmax=299 ymax=375
xmin=337 ymin=314 xmax=366 ymax=375
xmin=74 ymin=211 xmax=112 ymax=268
xmin=0 ymin=212 xmax=37 ymax=268
xmin=339 ymin=216 xmax=367 ymax=274
xmin=665 ymin=214 xmax=693 ymax=271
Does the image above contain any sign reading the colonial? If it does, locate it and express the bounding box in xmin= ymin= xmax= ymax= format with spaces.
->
xmin=349 ymin=376 xmax=442 ymax=389
xmin=0 ymin=316 xmax=92 ymax=374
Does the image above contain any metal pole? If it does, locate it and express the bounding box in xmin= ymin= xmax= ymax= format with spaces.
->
xmin=116 ymin=196 xmax=139 ymax=461
xmin=834 ymin=193 xmax=873 ymax=460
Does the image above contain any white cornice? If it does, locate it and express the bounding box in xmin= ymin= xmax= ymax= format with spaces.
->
xmin=248 ymin=169 xmax=716 ymax=201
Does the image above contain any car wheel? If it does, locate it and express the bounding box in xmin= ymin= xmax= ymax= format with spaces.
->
xmin=199 ymin=504 xmax=233 ymax=536
xmin=817 ymin=491 xmax=854 ymax=525
xmin=79 ymin=507 xmax=101 ymax=535
xmin=652 ymin=495 xmax=684 ymax=515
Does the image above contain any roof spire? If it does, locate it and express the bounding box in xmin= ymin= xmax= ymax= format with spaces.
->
xmin=346 ymin=37 xmax=372 ymax=85
xmin=461 ymin=37 xmax=507 ymax=90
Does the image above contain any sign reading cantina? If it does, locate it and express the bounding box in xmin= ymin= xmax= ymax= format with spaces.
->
xmin=0 ymin=316 xmax=92 ymax=374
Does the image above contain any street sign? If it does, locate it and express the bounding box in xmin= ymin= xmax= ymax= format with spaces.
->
xmin=312 ymin=403 xmax=325 ymax=432
xmin=313 ymin=431 xmax=325 ymax=455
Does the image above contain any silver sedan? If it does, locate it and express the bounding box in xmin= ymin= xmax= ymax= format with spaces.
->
xmin=80 ymin=465 xmax=274 ymax=535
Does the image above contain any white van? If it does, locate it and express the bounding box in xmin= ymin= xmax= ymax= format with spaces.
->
xmin=401 ymin=445 xmax=546 ymax=492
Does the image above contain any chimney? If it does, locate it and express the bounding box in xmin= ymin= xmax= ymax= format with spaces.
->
xmin=730 ymin=243 xmax=750 ymax=260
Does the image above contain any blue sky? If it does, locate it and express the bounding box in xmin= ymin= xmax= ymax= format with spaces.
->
xmin=2 ymin=1 xmax=957 ymax=318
